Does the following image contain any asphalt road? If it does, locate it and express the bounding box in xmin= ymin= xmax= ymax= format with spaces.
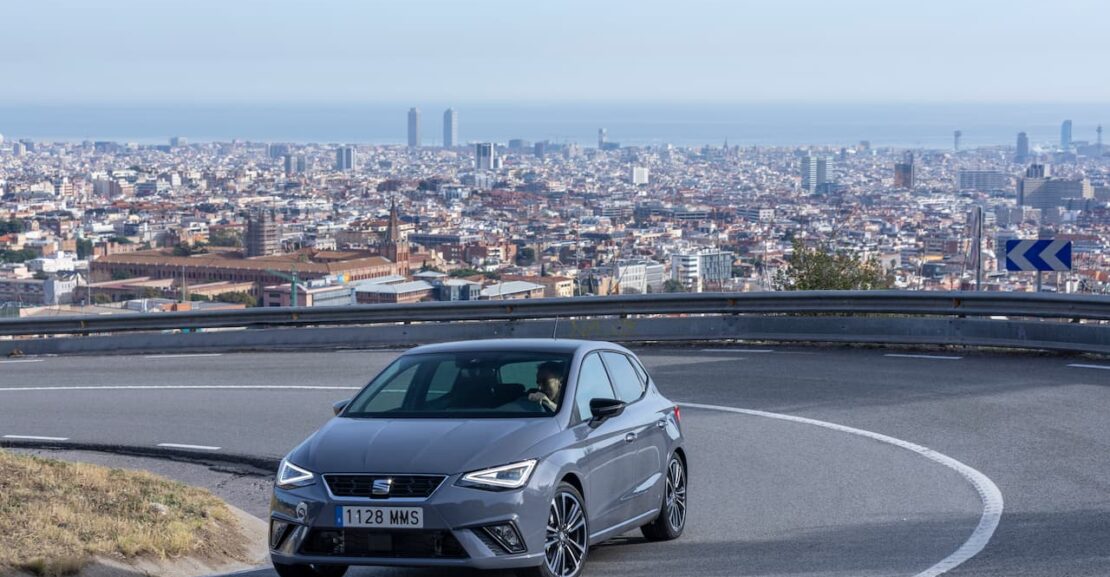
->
xmin=2 ymin=346 xmax=1108 ymax=576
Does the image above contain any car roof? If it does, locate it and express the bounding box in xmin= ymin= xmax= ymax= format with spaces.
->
xmin=406 ymin=338 xmax=625 ymax=356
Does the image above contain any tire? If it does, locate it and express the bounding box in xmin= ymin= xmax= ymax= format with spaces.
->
xmin=517 ymin=482 xmax=589 ymax=577
xmin=272 ymin=561 xmax=348 ymax=577
xmin=641 ymin=454 xmax=687 ymax=541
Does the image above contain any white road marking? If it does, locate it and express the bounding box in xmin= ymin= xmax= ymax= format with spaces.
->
xmin=0 ymin=359 xmax=43 ymax=364
xmin=0 ymin=385 xmax=362 ymax=392
xmin=1067 ymin=363 xmax=1110 ymax=371
xmin=884 ymin=353 xmax=963 ymax=360
xmin=144 ymin=353 xmax=224 ymax=359
xmin=157 ymin=443 xmax=221 ymax=451
xmin=680 ymin=402 xmax=1003 ymax=577
xmin=700 ymin=349 xmax=774 ymax=353
xmin=3 ymin=434 xmax=70 ymax=441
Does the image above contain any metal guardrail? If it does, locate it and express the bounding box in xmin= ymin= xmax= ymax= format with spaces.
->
xmin=3 ymin=291 xmax=1110 ymax=357
xmin=2 ymin=291 xmax=1109 ymax=337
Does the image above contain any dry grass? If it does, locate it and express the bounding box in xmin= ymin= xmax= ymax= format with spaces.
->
xmin=0 ymin=450 xmax=248 ymax=577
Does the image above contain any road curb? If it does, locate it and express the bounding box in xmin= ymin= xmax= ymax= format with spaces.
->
xmin=0 ymin=440 xmax=280 ymax=475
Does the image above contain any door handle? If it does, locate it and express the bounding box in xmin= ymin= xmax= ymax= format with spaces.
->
xmin=624 ymin=432 xmax=637 ymax=443
xmin=656 ymin=420 xmax=667 ymax=429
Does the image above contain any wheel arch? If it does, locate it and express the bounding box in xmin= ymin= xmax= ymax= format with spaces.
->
xmin=560 ymin=471 xmax=585 ymax=496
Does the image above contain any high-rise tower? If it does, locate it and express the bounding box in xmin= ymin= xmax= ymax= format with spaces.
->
xmin=407 ymin=107 xmax=421 ymax=148
xmin=443 ymin=108 xmax=457 ymax=148
xmin=1061 ymin=119 xmax=1073 ymax=150
xmin=801 ymin=155 xmax=831 ymax=193
xmin=1015 ymin=132 xmax=1030 ymax=163
xmin=894 ymin=152 xmax=915 ymax=189
xmin=335 ymin=146 xmax=354 ymax=171
xmin=954 ymin=130 xmax=962 ymax=152
xmin=475 ymin=142 xmax=497 ymax=171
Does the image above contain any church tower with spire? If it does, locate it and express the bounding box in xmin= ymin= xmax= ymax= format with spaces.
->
xmin=382 ymin=199 xmax=410 ymax=275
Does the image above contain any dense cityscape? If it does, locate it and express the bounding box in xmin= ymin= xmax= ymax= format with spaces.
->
xmin=1 ymin=110 xmax=1108 ymax=317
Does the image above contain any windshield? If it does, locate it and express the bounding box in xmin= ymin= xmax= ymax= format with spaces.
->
xmin=344 ymin=351 xmax=574 ymax=418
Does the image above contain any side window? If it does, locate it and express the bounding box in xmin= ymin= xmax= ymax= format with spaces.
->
xmin=601 ymin=352 xmax=646 ymax=404
xmin=574 ymin=353 xmax=616 ymax=422
xmin=630 ymin=357 xmax=649 ymax=386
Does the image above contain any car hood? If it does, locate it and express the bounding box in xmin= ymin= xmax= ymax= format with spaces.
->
xmin=290 ymin=416 xmax=561 ymax=475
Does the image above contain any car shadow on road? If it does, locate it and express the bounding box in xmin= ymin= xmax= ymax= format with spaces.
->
xmin=221 ymin=513 xmax=988 ymax=577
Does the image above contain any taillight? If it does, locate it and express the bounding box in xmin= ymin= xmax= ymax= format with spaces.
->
xmin=674 ymin=405 xmax=681 ymax=424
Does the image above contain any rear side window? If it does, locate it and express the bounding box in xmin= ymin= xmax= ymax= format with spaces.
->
xmin=601 ymin=352 xmax=646 ymax=403
xmin=574 ymin=353 xmax=617 ymax=421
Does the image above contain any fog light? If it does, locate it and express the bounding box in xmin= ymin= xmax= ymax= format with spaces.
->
xmin=270 ymin=520 xmax=290 ymax=549
xmin=482 ymin=523 xmax=526 ymax=553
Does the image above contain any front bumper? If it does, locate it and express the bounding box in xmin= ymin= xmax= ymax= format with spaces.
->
xmin=270 ymin=471 xmax=550 ymax=569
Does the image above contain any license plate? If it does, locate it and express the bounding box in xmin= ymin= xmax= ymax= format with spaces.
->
xmin=337 ymin=506 xmax=423 ymax=528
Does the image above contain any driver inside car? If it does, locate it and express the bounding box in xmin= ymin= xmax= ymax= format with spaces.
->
xmin=526 ymin=361 xmax=564 ymax=412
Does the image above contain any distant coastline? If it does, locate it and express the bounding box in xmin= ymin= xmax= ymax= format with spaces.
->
xmin=0 ymin=102 xmax=1104 ymax=149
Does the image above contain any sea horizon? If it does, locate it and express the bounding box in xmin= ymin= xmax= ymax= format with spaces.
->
xmin=1 ymin=101 xmax=1105 ymax=150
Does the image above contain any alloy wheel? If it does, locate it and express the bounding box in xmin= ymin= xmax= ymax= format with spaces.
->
xmin=545 ymin=489 xmax=587 ymax=577
xmin=665 ymin=457 xmax=687 ymax=532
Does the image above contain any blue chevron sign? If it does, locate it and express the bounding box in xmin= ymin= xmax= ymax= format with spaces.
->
xmin=1005 ymin=239 xmax=1072 ymax=272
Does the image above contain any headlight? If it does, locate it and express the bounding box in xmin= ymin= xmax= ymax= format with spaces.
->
xmin=276 ymin=458 xmax=315 ymax=489
xmin=458 ymin=459 xmax=537 ymax=490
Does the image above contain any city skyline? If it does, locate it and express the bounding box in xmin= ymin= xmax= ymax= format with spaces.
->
xmin=1 ymin=102 xmax=1105 ymax=149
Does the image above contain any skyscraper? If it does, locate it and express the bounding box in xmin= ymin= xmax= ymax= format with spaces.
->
xmin=953 ymin=130 xmax=962 ymax=152
xmin=801 ymin=155 xmax=831 ymax=193
xmin=407 ymin=107 xmax=421 ymax=148
xmin=475 ymin=143 xmax=497 ymax=171
xmin=1015 ymin=132 xmax=1030 ymax=163
xmin=442 ymin=108 xmax=457 ymax=148
xmin=1061 ymin=119 xmax=1073 ymax=150
xmin=894 ymin=152 xmax=915 ymax=189
xmin=335 ymin=146 xmax=354 ymax=171
xmin=598 ymin=128 xmax=607 ymax=149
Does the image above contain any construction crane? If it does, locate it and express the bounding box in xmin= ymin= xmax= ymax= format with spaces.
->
xmin=266 ymin=266 xmax=302 ymax=307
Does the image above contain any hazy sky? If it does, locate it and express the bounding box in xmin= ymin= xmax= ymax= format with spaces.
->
xmin=3 ymin=0 xmax=1108 ymax=104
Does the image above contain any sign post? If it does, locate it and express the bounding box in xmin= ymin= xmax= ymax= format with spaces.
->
xmin=1005 ymin=239 xmax=1072 ymax=292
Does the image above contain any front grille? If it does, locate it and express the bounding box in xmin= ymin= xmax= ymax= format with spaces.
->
xmin=324 ymin=475 xmax=445 ymax=499
xmin=301 ymin=529 xmax=468 ymax=558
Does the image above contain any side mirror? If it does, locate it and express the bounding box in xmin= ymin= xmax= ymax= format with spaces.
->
xmin=332 ymin=399 xmax=350 ymax=416
xmin=588 ymin=398 xmax=625 ymax=427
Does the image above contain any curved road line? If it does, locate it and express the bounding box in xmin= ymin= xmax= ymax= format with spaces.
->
xmin=681 ymin=402 xmax=1003 ymax=577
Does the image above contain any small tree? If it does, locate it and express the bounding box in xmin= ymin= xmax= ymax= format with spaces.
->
xmin=515 ymin=247 xmax=536 ymax=267
xmin=208 ymin=228 xmax=243 ymax=247
xmin=213 ymin=291 xmax=257 ymax=307
xmin=76 ymin=238 xmax=94 ymax=259
xmin=773 ymin=239 xmax=891 ymax=291
xmin=663 ymin=279 xmax=686 ymax=293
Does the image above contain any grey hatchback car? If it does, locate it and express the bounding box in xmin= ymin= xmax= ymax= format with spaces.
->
xmin=270 ymin=339 xmax=687 ymax=577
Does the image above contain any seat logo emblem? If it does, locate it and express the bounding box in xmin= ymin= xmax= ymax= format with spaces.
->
xmin=372 ymin=478 xmax=393 ymax=496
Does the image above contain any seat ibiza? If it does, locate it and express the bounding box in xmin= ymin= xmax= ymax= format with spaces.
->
xmin=270 ymin=339 xmax=687 ymax=577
